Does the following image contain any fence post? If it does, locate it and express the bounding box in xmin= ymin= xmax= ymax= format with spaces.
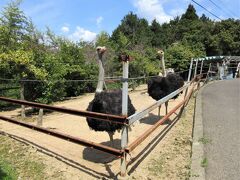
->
xmin=217 ymin=62 xmax=220 ymax=79
xmin=37 ymin=109 xmax=43 ymax=126
xmin=200 ymin=60 xmax=204 ymax=77
xmin=120 ymin=54 xmax=130 ymax=177
xmin=204 ymin=63 xmax=212 ymax=84
xmin=20 ymin=82 xmax=25 ymax=118
xmin=209 ymin=63 xmax=212 ymax=79
xmin=185 ymin=58 xmax=194 ymax=96
xmin=187 ymin=58 xmax=194 ymax=82
xmin=179 ymin=58 xmax=194 ymax=116
xmin=194 ymin=59 xmax=199 ymax=78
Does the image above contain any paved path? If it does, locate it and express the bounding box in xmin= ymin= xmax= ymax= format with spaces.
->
xmin=202 ymin=79 xmax=240 ymax=180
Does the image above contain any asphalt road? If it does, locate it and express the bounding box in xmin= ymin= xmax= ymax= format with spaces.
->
xmin=202 ymin=79 xmax=240 ymax=180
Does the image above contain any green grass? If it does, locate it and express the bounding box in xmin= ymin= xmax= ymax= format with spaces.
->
xmin=148 ymin=157 xmax=165 ymax=176
xmin=198 ymin=137 xmax=212 ymax=145
xmin=0 ymin=160 xmax=18 ymax=180
xmin=0 ymin=135 xmax=46 ymax=180
xmin=201 ymin=157 xmax=208 ymax=168
xmin=145 ymin=98 xmax=195 ymax=179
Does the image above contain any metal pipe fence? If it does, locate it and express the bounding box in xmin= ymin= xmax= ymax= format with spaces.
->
xmin=0 ymin=73 xmax=203 ymax=176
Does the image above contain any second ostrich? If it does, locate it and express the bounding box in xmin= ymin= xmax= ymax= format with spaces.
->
xmin=147 ymin=50 xmax=184 ymax=116
xmin=86 ymin=47 xmax=136 ymax=146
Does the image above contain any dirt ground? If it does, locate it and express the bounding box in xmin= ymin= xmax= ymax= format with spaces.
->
xmin=0 ymin=84 xmax=195 ymax=179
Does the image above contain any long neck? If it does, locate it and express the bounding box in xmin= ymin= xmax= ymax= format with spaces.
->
xmin=96 ymin=54 xmax=104 ymax=93
xmin=161 ymin=55 xmax=166 ymax=77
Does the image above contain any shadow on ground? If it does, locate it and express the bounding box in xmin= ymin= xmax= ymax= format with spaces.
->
xmin=83 ymin=139 xmax=121 ymax=163
xmin=140 ymin=113 xmax=171 ymax=125
xmin=0 ymin=131 xmax=111 ymax=179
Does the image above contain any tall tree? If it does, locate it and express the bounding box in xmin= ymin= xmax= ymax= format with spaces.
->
xmin=111 ymin=12 xmax=152 ymax=47
xmin=0 ymin=0 xmax=29 ymax=51
xmin=181 ymin=4 xmax=199 ymax=21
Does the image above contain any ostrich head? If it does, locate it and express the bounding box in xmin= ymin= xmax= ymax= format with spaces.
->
xmin=166 ymin=68 xmax=175 ymax=74
xmin=118 ymin=53 xmax=133 ymax=62
xmin=157 ymin=49 xmax=164 ymax=59
xmin=96 ymin=46 xmax=107 ymax=59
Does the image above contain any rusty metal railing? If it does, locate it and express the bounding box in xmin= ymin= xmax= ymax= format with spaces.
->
xmin=125 ymin=79 xmax=199 ymax=153
xmin=0 ymin=115 xmax=123 ymax=156
xmin=0 ymin=76 xmax=203 ymax=175
xmin=0 ymin=96 xmax=128 ymax=157
xmin=0 ymin=97 xmax=127 ymax=124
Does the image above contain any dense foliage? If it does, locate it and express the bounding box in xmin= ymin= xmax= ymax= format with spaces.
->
xmin=0 ymin=1 xmax=239 ymax=105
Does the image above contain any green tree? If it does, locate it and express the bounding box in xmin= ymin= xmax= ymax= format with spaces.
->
xmin=0 ymin=0 xmax=29 ymax=51
xmin=181 ymin=4 xmax=199 ymax=21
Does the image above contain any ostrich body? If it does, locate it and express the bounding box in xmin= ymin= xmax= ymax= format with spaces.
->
xmin=147 ymin=50 xmax=184 ymax=116
xmin=148 ymin=73 xmax=184 ymax=113
xmin=86 ymin=47 xmax=136 ymax=146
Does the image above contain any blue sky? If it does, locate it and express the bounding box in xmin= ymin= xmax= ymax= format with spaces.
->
xmin=0 ymin=0 xmax=239 ymax=41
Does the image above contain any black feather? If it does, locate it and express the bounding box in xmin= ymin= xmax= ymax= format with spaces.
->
xmin=147 ymin=77 xmax=170 ymax=101
xmin=147 ymin=73 xmax=184 ymax=101
xmin=86 ymin=90 xmax=136 ymax=133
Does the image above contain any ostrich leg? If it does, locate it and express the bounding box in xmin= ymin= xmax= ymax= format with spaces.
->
xmin=165 ymin=101 xmax=171 ymax=124
xmin=158 ymin=105 xmax=161 ymax=116
xmin=165 ymin=101 xmax=168 ymax=115
xmin=108 ymin=131 xmax=114 ymax=147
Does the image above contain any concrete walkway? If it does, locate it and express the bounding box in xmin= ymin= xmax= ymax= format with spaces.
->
xmin=201 ymin=79 xmax=240 ymax=180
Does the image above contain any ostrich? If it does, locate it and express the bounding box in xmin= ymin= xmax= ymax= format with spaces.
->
xmin=147 ymin=50 xmax=184 ymax=116
xmin=86 ymin=47 xmax=136 ymax=146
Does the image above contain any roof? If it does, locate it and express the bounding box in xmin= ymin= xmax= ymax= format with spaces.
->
xmin=193 ymin=56 xmax=240 ymax=62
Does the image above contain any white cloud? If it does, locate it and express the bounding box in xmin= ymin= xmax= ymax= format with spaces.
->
xmin=133 ymin=0 xmax=172 ymax=23
xmin=69 ymin=26 xmax=97 ymax=42
xmin=61 ymin=26 xmax=70 ymax=33
xmin=96 ymin=16 xmax=103 ymax=27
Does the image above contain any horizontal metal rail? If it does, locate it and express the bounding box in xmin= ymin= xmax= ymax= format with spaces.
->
xmin=127 ymin=83 xmax=190 ymax=125
xmin=0 ymin=97 xmax=127 ymax=124
xmin=126 ymin=83 xmax=196 ymax=153
xmin=0 ymin=115 xmax=123 ymax=157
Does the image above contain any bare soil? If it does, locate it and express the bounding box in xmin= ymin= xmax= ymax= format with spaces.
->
xmin=0 ymin=84 xmax=195 ymax=179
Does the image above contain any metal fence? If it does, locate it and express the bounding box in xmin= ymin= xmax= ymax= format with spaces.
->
xmin=0 ymin=56 xmax=215 ymax=177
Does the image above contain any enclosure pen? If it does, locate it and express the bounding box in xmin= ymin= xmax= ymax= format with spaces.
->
xmin=0 ymin=54 xmax=217 ymax=177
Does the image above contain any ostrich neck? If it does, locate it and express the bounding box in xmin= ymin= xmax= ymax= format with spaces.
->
xmin=161 ymin=56 xmax=166 ymax=77
xmin=96 ymin=57 xmax=104 ymax=93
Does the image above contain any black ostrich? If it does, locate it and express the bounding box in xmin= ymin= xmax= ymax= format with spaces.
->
xmin=147 ymin=50 xmax=184 ymax=116
xmin=86 ymin=47 xmax=136 ymax=146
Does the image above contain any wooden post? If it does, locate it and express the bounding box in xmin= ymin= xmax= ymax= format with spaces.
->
xmin=37 ymin=109 xmax=43 ymax=126
xmin=120 ymin=55 xmax=130 ymax=177
xmin=20 ymin=82 xmax=25 ymax=118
